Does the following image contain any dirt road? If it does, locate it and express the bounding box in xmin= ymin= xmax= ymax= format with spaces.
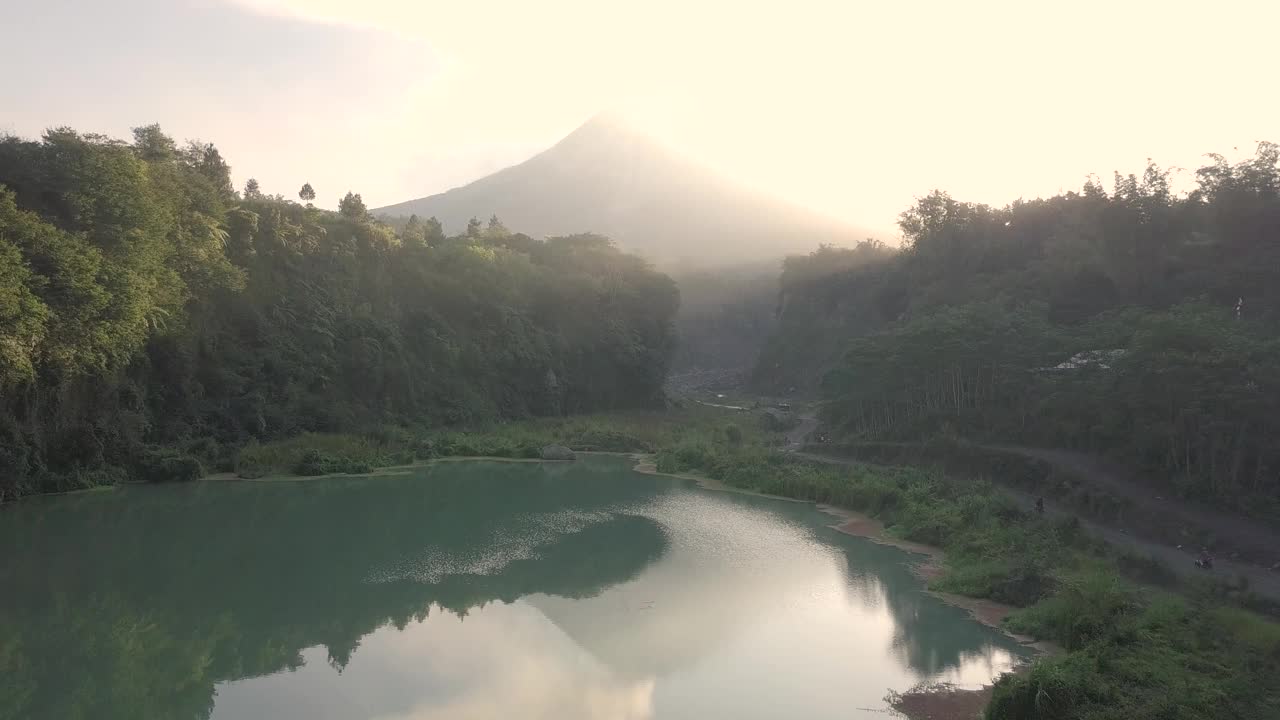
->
xmin=986 ymin=445 xmax=1280 ymax=560
xmin=794 ymin=440 xmax=1280 ymax=603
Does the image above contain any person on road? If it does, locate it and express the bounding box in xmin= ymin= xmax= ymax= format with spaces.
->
xmin=1035 ymin=497 xmax=1045 ymax=515
xmin=1197 ymin=549 xmax=1214 ymax=570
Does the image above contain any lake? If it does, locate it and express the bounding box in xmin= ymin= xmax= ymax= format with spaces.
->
xmin=0 ymin=455 xmax=1026 ymax=719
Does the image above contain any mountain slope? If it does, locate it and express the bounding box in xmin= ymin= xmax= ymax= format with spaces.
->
xmin=374 ymin=115 xmax=870 ymax=266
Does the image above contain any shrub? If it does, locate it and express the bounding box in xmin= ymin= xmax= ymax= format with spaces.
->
xmin=133 ymin=447 xmax=204 ymax=484
xmin=185 ymin=437 xmax=230 ymax=472
xmin=1006 ymin=566 xmax=1136 ymax=649
xmin=235 ymin=433 xmax=389 ymax=477
xmin=364 ymin=424 xmax=413 ymax=447
xmin=724 ymin=424 xmax=743 ymax=447
xmin=412 ymin=437 xmax=438 ymax=459
xmin=294 ymin=449 xmax=375 ymax=476
xmin=570 ymin=428 xmax=652 ymax=452
xmin=987 ymin=653 xmax=1097 ymax=720
xmin=295 ymin=449 xmax=331 ymax=476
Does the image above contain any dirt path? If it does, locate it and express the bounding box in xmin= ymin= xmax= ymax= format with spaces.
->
xmin=985 ymin=445 xmax=1280 ymax=558
xmin=694 ymin=390 xmax=1280 ymax=600
xmin=794 ymin=446 xmax=1280 ymax=603
xmin=784 ymin=413 xmax=818 ymax=451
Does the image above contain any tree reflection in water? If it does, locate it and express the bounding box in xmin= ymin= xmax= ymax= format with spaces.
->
xmin=0 ymin=456 xmax=1023 ymax=720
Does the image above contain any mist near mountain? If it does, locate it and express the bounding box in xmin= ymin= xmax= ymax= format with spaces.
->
xmin=374 ymin=115 xmax=871 ymax=267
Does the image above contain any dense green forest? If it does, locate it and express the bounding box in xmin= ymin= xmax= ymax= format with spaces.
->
xmin=757 ymin=144 xmax=1280 ymax=520
xmin=0 ymin=127 xmax=678 ymax=501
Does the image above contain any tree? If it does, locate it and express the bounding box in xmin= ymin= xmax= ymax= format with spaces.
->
xmin=486 ymin=214 xmax=509 ymax=238
xmin=181 ymin=142 xmax=235 ymax=201
xmin=299 ymin=183 xmax=315 ymax=205
xmin=338 ymin=191 xmax=367 ymax=219
xmin=243 ymin=178 xmax=262 ymax=199
xmin=424 ymin=216 xmax=445 ymax=244
xmin=132 ymin=124 xmax=176 ymax=162
xmin=402 ymin=214 xmax=426 ymax=248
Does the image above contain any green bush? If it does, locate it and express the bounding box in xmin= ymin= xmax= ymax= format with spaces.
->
xmin=1006 ymin=566 xmax=1136 ymax=649
xmin=412 ymin=437 xmax=438 ymax=459
xmin=133 ymin=448 xmax=204 ymax=484
xmin=569 ymin=428 xmax=652 ymax=452
xmin=724 ymin=424 xmax=743 ymax=447
xmin=235 ymin=433 xmax=391 ymax=477
xmin=185 ymin=437 xmax=231 ymax=473
xmin=294 ymin=449 xmax=331 ymax=476
xmin=364 ymin=424 xmax=414 ymax=448
xmin=294 ymin=449 xmax=375 ymax=476
xmin=987 ymin=652 xmax=1098 ymax=720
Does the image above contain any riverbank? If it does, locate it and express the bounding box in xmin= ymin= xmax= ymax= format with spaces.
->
xmin=815 ymin=441 xmax=1280 ymax=609
xmin=653 ymin=431 xmax=1280 ymax=720
xmin=630 ymin=447 xmax=1054 ymax=720
xmin=10 ymin=403 xmax=1280 ymax=719
xmin=818 ymin=503 xmax=1043 ymax=641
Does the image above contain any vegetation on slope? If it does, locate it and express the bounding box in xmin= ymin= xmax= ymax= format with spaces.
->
xmin=0 ymin=126 xmax=678 ymax=501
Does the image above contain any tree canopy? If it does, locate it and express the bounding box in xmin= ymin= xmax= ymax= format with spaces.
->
xmin=757 ymin=144 xmax=1280 ymax=521
xmin=0 ymin=126 xmax=678 ymax=501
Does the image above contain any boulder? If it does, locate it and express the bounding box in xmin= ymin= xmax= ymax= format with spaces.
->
xmin=540 ymin=444 xmax=576 ymax=461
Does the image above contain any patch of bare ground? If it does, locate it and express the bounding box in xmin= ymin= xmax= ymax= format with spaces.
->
xmin=888 ymin=682 xmax=999 ymax=720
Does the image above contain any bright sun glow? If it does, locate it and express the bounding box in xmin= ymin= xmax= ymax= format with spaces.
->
xmin=9 ymin=0 xmax=1277 ymax=236
xmin=222 ymin=0 xmax=1280 ymax=235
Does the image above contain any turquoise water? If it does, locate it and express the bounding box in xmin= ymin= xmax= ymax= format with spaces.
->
xmin=0 ymin=455 xmax=1026 ymax=719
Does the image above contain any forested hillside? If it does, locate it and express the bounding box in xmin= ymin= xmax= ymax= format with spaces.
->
xmin=0 ymin=127 xmax=678 ymax=501
xmin=758 ymin=144 xmax=1280 ymax=520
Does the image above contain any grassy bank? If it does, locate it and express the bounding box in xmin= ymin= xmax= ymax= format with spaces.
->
xmin=656 ymin=437 xmax=1280 ymax=720
xmin=822 ymin=439 xmax=1263 ymax=560
xmin=227 ymin=406 xmax=757 ymax=478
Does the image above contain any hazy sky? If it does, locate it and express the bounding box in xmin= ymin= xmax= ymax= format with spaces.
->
xmin=4 ymin=0 xmax=1278 ymax=237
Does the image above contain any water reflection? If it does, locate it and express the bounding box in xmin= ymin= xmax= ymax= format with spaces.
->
xmin=214 ymin=603 xmax=658 ymax=720
xmin=0 ymin=457 xmax=1024 ymax=720
xmin=0 ymin=461 xmax=668 ymax=720
xmin=528 ymin=488 xmax=1020 ymax=717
